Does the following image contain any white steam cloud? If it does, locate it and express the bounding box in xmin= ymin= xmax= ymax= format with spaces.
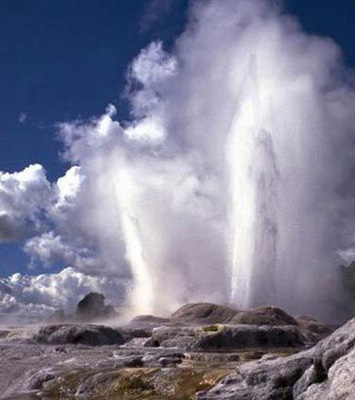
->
xmin=1 ymin=0 xmax=355 ymax=321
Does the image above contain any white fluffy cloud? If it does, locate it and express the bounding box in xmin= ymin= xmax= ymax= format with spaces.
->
xmin=0 ymin=267 xmax=125 ymax=322
xmin=24 ymin=232 xmax=98 ymax=271
xmin=0 ymin=164 xmax=52 ymax=241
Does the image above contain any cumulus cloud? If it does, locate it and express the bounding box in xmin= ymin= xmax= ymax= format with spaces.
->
xmin=0 ymin=164 xmax=52 ymax=241
xmin=24 ymin=232 xmax=98 ymax=271
xmin=0 ymin=267 xmax=125 ymax=322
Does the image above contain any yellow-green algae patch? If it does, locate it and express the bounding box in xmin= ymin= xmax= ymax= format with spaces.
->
xmin=200 ymin=324 xmax=226 ymax=333
xmin=39 ymin=366 xmax=233 ymax=400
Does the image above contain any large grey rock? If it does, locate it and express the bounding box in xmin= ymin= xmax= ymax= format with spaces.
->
xmin=313 ymin=317 xmax=355 ymax=371
xmin=191 ymin=325 xmax=306 ymax=351
xmin=296 ymin=347 xmax=355 ymax=400
xmin=198 ymin=350 xmax=314 ymax=400
xmin=145 ymin=324 xmax=306 ymax=351
xmin=295 ymin=318 xmax=355 ymax=399
xmin=34 ymin=324 xmax=125 ymax=346
xmin=200 ymin=317 xmax=355 ymax=400
xmin=171 ymin=303 xmax=299 ymax=327
xmin=146 ymin=326 xmax=197 ymax=348
xmin=171 ymin=303 xmax=238 ymax=324
xmin=230 ymin=306 xmax=298 ymax=326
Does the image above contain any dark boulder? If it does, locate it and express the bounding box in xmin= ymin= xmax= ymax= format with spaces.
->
xmin=34 ymin=324 xmax=125 ymax=346
xmin=76 ymin=292 xmax=115 ymax=322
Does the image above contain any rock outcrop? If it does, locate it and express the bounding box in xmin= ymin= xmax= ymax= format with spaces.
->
xmin=230 ymin=305 xmax=298 ymax=326
xmin=198 ymin=350 xmax=314 ymax=400
xmin=191 ymin=324 xmax=305 ymax=351
xmin=171 ymin=303 xmax=238 ymax=324
xmin=171 ymin=303 xmax=300 ymax=327
xmin=76 ymin=292 xmax=115 ymax=322
xmin=198 ymin=317 xmax=355 ymax=400
xmin=34 ymin=324 xmax=124 ymax=346
xmin=143 ymin=322 xmax=307 ymax=351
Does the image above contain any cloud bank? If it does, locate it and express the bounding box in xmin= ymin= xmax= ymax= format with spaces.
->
xmin=0 ymin=267 xmax=124 ymax=323
xmin=2 ymin=0 xmax=355 ymax=321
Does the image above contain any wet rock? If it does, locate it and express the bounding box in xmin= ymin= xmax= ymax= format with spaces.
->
xmin=230 ymin=305 xmax=298 ymax=326
xmin=292 ymin=364 xmax=318 ymax=399
xmin=76 ymin=292 xmax=116 ymax=322
xmin=171 ymin=303 xmax=300 ymax=327
xmin=191 ymin=325 xmax=306 ymax=351
xmin=313 ymin=318 xmax=355 ymax=372
xmin=119 ymin=326 xmax=153 ymax=344
xmin=146 ymin=326 xmax=197 ymax=348
xmin=141 ymin=351 xmax=185 ymax=367
xmin=295 ymin=318 xmax=355 ymax=399
xmin=296 ymin=347 xmax=355 ymax=400
xmin=121 ymin=337 xmax=153 ymax=348
xmin=26 ymin=368 xmax=57 ymax=390
xmin=200 ymin=317 xmax=355 ymax=400
xmin=144 ymin=323 xmax=306 ymax=352
xmin=75 ymin=370 xmax=122 ymax=397
xmin=171 ymin=303 xmax=238 ymax=324
xmin=198 ymin=350 xmax=314 ymax=400
xmin=34 ymin=324 xmax=125 ymax=346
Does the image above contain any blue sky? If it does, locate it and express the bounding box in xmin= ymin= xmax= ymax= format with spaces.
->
xmin=0 ymin=0 xmax=354 ymax=277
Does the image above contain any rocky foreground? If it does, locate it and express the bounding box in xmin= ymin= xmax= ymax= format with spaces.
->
xmin=0 ymin=302 xmax=352 ymax=399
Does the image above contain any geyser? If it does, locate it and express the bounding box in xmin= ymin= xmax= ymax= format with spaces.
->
xmin=113 ymin=0 xmax=354 ymax=320
xmin=19 ymin=0 xmax=355 ymax=322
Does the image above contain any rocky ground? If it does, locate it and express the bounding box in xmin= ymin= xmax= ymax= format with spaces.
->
xmin=0 ymin=302 xmax=350 ymax=400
